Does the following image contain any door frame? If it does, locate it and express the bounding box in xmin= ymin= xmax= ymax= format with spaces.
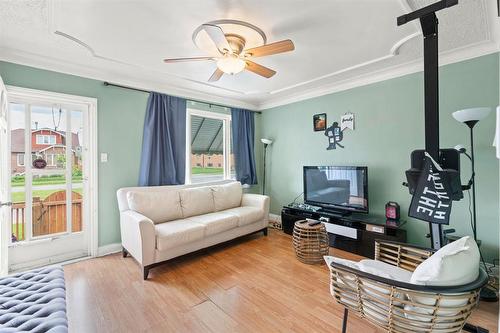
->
xmin=5 ymin=85 xmax=99 ymax=261
xmin=0 ymin=77 xmax=10 ymax=276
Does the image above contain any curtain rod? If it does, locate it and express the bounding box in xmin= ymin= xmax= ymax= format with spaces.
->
xmin=103 ymin=81 xmax=262 ymax=114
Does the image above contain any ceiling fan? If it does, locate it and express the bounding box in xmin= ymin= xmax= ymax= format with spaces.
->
xmin=163 ymin=23 xmax=295 ymax=82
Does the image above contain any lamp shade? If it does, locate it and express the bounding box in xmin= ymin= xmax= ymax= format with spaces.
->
xmin=261 ymin=138 xmax=273 ymax=145
xmin=452 ymin=108 xmax=491 ymax=123
xmin=216 ymin=55 xmax=246 ymax=74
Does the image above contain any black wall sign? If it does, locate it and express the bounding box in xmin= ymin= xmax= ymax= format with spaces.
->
xmin=32 ymin=158 xmax=47 ymax=169
xmin=408 ymin=153 xmax=452 ymax=225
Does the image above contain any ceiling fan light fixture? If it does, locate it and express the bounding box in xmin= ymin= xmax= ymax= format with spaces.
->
xmin=216 ymin=55 xmax=246 ymax=74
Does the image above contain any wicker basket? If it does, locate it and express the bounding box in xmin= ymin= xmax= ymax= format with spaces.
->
xmin=327 ymin=240 xmax=489 ymax=333
xmin=292 ymin=220 xmax=329 ymax=264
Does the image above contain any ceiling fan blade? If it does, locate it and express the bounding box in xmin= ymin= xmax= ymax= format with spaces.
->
xmin=245 ymin=61 xmax=276 ymax=78
xmin=244 ymin=39 xmax=295 ymax=58
xmin=163 ymin=56 xmax=214 ymax=63
xmin=202 ymin=24 xmax=232 ymax=54
xmin=208 ymin=68 xmax=224 ymax=82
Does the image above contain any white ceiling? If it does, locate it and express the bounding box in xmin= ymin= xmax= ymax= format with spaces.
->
xmin=0 ymin=0 xmax=498 ymax=110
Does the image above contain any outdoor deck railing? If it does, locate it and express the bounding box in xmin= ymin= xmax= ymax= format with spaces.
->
xmin=11 ymin=190 xmax=82 ymax=242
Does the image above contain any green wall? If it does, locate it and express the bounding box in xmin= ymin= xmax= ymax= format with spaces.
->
xmin=261 ymin=53 xmax=500 ymax=262
xmin=0 ymin=61 xmax=262 ymax=247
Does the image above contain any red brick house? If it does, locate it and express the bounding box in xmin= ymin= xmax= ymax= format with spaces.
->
xmin=11 ymin=128 xmax=80 ymax=174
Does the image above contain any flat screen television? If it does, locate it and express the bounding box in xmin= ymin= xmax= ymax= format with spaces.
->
xmin=303 ymin=166 xmax=369 ymax=214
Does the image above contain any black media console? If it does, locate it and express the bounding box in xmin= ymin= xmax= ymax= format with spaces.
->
xmin=281 ymin=206 xmax=406 ymax=259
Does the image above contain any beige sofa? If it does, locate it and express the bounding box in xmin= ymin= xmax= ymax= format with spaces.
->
xmin=116 ymin=181 xmax=270 ymax=279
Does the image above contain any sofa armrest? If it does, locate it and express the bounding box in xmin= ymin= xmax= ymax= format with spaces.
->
xmin=120 ymin=210 xmax=156 ymax=266
xmin=241 ymin=194 xmax=270 ymax=216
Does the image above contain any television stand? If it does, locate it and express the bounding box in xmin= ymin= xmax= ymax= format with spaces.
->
xmin=281 ymin=205 xmax=406 ymax=258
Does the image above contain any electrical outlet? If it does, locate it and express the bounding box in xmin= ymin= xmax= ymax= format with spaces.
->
xmin=100 ymin=153 xmax=108 ymax=163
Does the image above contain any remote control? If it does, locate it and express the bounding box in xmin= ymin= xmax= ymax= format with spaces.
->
xmin=308 ymin=221 xmax=321 ymax=226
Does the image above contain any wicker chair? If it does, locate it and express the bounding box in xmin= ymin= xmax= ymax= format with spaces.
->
xmin=328 ymin=240 xmax=489 ymax=333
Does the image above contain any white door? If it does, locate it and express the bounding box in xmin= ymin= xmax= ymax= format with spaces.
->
xmin=5 ymin=87 xmax=97 ymax=272
xmin=0 ymin=76 xmax=11 ymax=276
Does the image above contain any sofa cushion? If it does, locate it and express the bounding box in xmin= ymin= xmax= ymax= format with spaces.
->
xmin=127 ymin=190 xmax=182 ymax=224
xmin=155 ymin=219 xmax=206 ymax=251
xmin=211 ymin=182 xmax=243 ymax=211
xmin=188 ymin=212 xmax=238 ymax=236
xmin=223 ymin=206 xmax=264 ymax=226
xmin=179 ymin=186 xmax=215 ymax=218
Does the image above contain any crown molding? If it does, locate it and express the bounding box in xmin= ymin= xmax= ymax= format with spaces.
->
xmin=0 ymin=47 xmax=260 ymax=110
xmin=1 ymin=40 xmax=498 ymax=113
xmin=257 ymin=41 xmax=500 ymax=110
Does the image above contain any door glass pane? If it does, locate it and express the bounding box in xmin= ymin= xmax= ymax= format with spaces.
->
xmin=190 ymin=115 xmax=224 ymax=183
xmin=10 ymin=103 xmax=26 ymax=243
xmin=71 ymin=110 xmax=83 ymax=233
xmin=31 ymin=105 xmax=68 ymax=238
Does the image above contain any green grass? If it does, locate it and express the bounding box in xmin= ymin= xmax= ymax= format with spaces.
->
xmin=12 ymin=188 xmax=83 ymax=203
xmin=191 ymin=167 xmax=223 ymax=174
xmin=11 ymin=176 xmax=82 ymax=187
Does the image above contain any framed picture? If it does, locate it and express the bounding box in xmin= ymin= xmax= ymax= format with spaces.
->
xmin=313 ymin=113 xmax=327 ymax=131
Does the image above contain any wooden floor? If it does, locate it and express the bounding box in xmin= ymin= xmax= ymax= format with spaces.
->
xmin=64 ymin=229 xmax=499 ymax=333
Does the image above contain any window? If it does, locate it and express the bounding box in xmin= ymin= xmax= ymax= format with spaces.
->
xmin=17 ymin=153 xmax=24 ymax=166
xmin=36 ymin=134 xmax=56 ymax=145
xmin=187 ymin=109 xmax=233 ymax=184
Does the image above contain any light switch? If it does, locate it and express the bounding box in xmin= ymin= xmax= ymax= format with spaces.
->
xmin=100 ymin=153 xmax=108 ymax=163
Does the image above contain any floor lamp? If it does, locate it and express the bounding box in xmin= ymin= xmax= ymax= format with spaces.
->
xmin=452 ymin=107 xmax=497 ymax=302
xmin=261 ymin=138 xmax=273 ymax=195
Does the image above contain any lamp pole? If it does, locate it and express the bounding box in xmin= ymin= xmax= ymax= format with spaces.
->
xmin=262 ymin=143 xmax=268 ymax=195
xmin=466 ymin=121 xmax=478 ymax=241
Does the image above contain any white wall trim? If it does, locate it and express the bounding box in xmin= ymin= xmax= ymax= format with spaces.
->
xmin=1 ymin=40 xmax=498 ymax=112
xmin=0 ymin=47 xmax=259 ymax=110
xmin=257 ymin=41 xmax=500 ymax=110
xmin=97 ymin=243 xmax=122 ymax=257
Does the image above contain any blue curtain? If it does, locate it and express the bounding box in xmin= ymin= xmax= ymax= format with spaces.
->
xmin=231 ymin=108 xmax=257 ymax=185
xmin=139 ymin=92 xmax=186 ymax=186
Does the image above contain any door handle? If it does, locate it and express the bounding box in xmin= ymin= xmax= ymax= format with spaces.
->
xmin=0 ymin=202 xmax=12 ymax=207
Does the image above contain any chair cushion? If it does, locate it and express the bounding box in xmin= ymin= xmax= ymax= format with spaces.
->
xmin=188 ymin=212 xmax=238 ymax=236
xmin=211 ymin=182 xmax=242 ymax=211
xmin=179 ymin=186 xmax=215 ymax=218
xmin=410 ymin=236 xmax=479 ymax=287
xmin=223 ymin=206 xmax=264 ymax=226
xmin=127 ymin=190 xmax=182 ymax=224
xmin=405 ymin=236 xmax=480 ymax=320
xmin=155 ymin=219 xmax=206 ymax=251
xmin=358 ymin=259 xmax=413 ymax=282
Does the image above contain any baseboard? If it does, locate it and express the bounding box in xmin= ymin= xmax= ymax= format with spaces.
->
xmin=97 ymin=243 xmax=122 ymax=257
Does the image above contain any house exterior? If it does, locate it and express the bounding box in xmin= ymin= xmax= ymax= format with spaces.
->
xmin=11 ymin=128 xmax=80 ymax=174
xmin=191 ymin=153 xmax=224 ymax=168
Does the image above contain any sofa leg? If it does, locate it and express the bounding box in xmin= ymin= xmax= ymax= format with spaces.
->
xmin=342 ymin=308 xmax=348 ymax=333
xmin=122 ymin=247 xmax=128 ymax=258
xmin=143 ymin=266 xmax=150 ymax=280
xmin=263 ymin=228 xmax=268 ymax=236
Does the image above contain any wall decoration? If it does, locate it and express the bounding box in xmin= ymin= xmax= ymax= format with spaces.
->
xmin=324 ymin=112 xmax=355 ymax=150
xmin=313 ymin=113 xmax=327 ymax=131
xmin=325 ymin=122 xmax=344 ymax=150
xmin=32 ymin=158 xmax=47 ymax=169
xmin=340 ymin=112 xmax=355 ymax=131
